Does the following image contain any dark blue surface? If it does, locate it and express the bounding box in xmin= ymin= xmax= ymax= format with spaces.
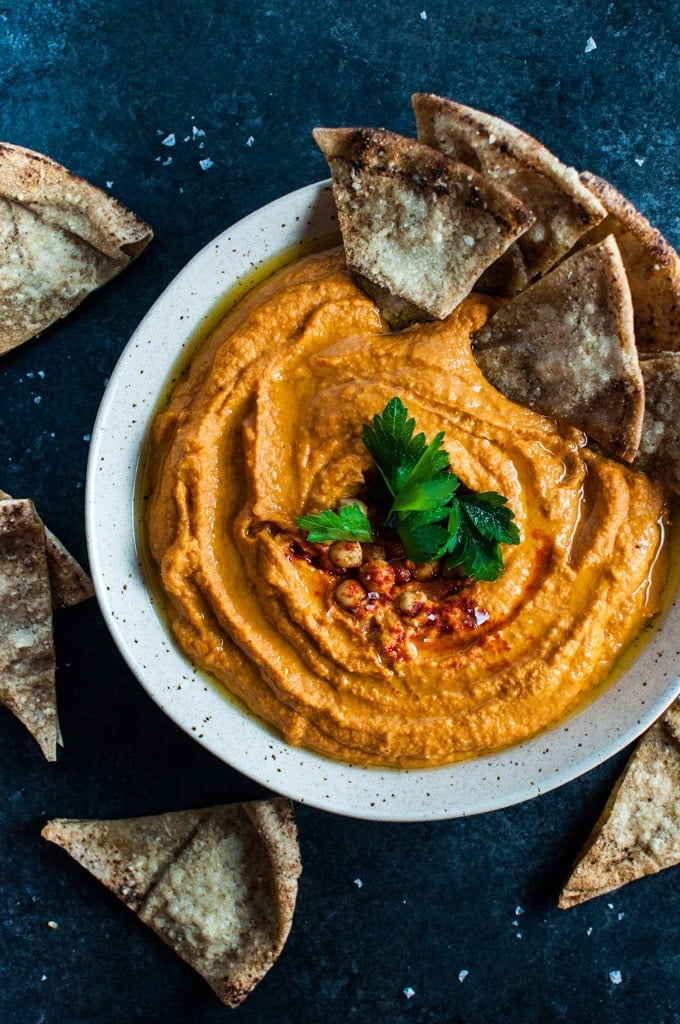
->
xmin=1 ymin=2 xmax=679 ymax=1022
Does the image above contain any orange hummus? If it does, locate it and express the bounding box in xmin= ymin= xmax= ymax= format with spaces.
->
xmin=146 ymin=248 xmax=669 ymax=768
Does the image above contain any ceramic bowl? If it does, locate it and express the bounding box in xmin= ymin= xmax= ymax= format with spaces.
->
xmin=86 ymin=180 xmax=680 ymax=821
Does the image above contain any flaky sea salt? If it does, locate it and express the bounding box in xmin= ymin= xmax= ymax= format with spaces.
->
xmin=420 ymin=10 xmax=427 ymax=19
xmin=584 ymin=36 xmax=597 ymax=52
xmin=162 ymin=133 xmax=176 ymax=147
xmin=353 ymin=877 xmax=363 ymax=888
xmin=246 ymin=135 xmax=255 ymax=147
xmin=458 ymin=969 xmax=469 ymax=983
xmin=609 ymin=970 xmax=622 ymax=985
xmin=403 ymin=987 xmax=416 ymax=999
xmin=199 ymin=157 xmax=214 ymax=171
xmin=635 ymin=156 xmax=645 ymax=166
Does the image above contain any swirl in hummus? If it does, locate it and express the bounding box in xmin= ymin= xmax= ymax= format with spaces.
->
xmin=146 ymin=248 xmax=669 ymax=768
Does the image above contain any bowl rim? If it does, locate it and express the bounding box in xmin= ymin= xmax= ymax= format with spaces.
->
xmin=85 ymin=179 xmax=680 ymax=822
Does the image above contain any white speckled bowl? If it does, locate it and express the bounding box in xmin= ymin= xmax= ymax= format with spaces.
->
xmin=86 ymin=180 xmax=680 ymax=821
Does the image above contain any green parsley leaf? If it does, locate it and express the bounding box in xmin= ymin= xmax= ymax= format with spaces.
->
xmin=459 ymin=491 xmax=521 ymax=546
xmin=297 ymin=503 xmax=373 ymax=543
xmin=390 ymin=475 xmax=459 ymax=515
xmin=362 ymin=397 xmax=429 ymax=495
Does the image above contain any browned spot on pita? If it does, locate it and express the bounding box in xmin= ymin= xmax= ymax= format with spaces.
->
xmin=42 ymin=799 xmax=301 ymax=1007
xmin=0 ymin=143 xmax=152 ymax=355
xmin=472 ymin=236 xmax=644 ymax=462
xmin=0 ymin=498 xmax=57 ymax=760
xmin=412 ymin=93 xmax=606 ymax=295
xmin=632 ymin=353 xmax=680 ymax=492
xmin=313 ymin=126 xmax=533 ymax=324
xmin=0 ymin=490 xmax=93 ymax=608
xmin=559 ymin=700 xmax=680 ymax=908
xmin=579 ymin=172 xmax=680 ymax=353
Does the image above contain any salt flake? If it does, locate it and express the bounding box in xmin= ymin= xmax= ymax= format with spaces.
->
xmin=584 ymin=36 xmax=597 ymax=53
xmin=609 ymin=970 xmax=622 ymax=985
xmin=458 ymin=969 xmax=469 ymax=983
xmin=106 ymin=181 xmax=113 ymax=188
xmin=353 ymin=877 xmax=363 ymax=888
xmin=403 ymin=987 xmax=416 ymax=999
xmin=162 ymin=133 xmax=176 ymax=147
xmin=420 ymin=10 xmax=427 ymax=19
xmin=199 ymin=158 xmax=214 ymax=171
xmin=246 ymin=135 xmax=255 ymax=147
xmin=635 ymin=156 xmax=645 ymax=166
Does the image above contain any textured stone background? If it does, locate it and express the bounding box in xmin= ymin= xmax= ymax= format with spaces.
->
xmin=0 ymin=2 xmax=678 ymax=1022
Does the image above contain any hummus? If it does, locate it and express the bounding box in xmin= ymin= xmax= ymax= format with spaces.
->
xmin=146 ymin=248 xmax=669 ymax=768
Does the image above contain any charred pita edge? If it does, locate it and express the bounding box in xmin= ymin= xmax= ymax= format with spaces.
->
xmin=0 ymin=491 xmax=93 ymax=608
xmin=41 ymin=798 xmax=301 ymax=1007
xmin=313 ymin=126 xmax=534 ymax=323
xmin=0 ymin=143 xmax=152 ymax=261
xmin=579 ymin=171 xmax=680 ymax=353
xmin=472 ymin=235 xmax=644 ymax=462
xmin=0 ymin=142 xmax=153 ymax=355
xmin=0 ymin=498 xmax=58 ymax=760
xmin=412 ymin=93 xmax=606 ymax=294
xmin=558 ymin=699 xmax=680 ymax=908
xmin=632 ymin=353 xmax=680 ymax=492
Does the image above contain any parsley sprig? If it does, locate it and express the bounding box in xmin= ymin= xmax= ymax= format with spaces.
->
xmin=297 ymin=397 xmax=520 ymax=582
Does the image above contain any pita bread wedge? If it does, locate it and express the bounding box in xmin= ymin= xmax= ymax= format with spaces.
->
xmin=313 ymin=126 xmax=534 ymax=323
xmin=0 ymin=490 xmax=93 ymax=608
xmin=473 ymin=235 xmax=644 ymax=462
xmin=42 ymin=799 xmax=301 ymax=1007
xmin=631 ymin=354 xmax=680 ymax=492
xmin=412 ymin=94 xmax=606 ymax=294
xmin=0 ymin=498 xmax=58 ymax=760
xmin=559 ymin=701 xmax=680 ymax=908
xmin=0 ymin=142 xmax=152 ymax=355
xmin=579 ymin=172 xmax=680 ymax=352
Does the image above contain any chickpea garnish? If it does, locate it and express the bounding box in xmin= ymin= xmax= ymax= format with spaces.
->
xmin=335 ymin=578 xmax=366 ymax=611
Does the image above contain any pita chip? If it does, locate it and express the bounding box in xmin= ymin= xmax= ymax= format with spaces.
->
xmin=0 ymin=498 xmax=58 ymax=760
xmin=559 ymin=701 xmax=680 ymax=908
xmin=579 ymin=172 xmax=680 ymax=352
xmin=313 ymin=126 xmax=534 ymax=323
xmin=42 ymin=798 xmax=301 ymax=1007
xmin=0 ymin=142 xmax=152 ymax=355
xmin=632 ymin=353 xmax=680 ymax=492
xmin=0 ymin=490 xmax=93 ymax=608
xmin=412 ymin=93 xmax=606 ymax=294
xmin=473 ymin=235 xmax=644 ymax=462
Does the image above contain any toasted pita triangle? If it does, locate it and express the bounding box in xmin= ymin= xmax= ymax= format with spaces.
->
xmin=0 ymin=490 xmax=93 ymax=608
xmin=473 ymin=235 xmax=644 ymax=461
xmin=579 ymin=172 xmax=680 ymax=353
xmin=559 ymin=701 xmax=680 ymax=908
xmin=412 ymin=94 xmax=606 ymax=294
xmin=313 ymin=126 xmax=533 ymax=323
xmin=632 ymin=354 xmax=680 ymax=492
xmin=0 ymin=143 xmax=152 ymax=355
xmin=0 ymin=498 xmax=58 ymax=760
xmin=42 ymin=799 xmax=301 ymax=1007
